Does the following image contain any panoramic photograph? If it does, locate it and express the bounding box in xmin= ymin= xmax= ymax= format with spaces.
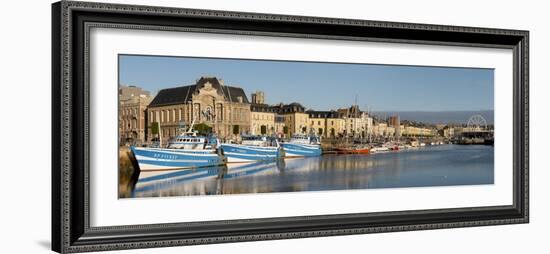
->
xmin=118 ymin=54 xmax=494 ymax=198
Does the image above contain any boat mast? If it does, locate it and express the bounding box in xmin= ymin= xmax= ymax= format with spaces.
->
xmin=188 ymin=118 xmax=196 ymax=133
xmin=157 ymin=121 xmax=162 ymax=146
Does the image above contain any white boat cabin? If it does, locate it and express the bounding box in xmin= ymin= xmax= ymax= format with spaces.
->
xmin=288 ymin=134 xmax=320 ymax=145
xmin=165 ymin=123 xmax=218 ymax=150
xmin=241 ymin=135 xmax=279 ymax=147
xmin=167 ymin=133 xmax=210 ymax=150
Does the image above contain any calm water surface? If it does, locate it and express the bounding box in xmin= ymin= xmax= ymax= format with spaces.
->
xmin=130 ymin=144 xmax=493 ymax=198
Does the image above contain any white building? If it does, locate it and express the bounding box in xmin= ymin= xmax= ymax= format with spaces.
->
xmin=337 ymin=105 xmax=373 ymax=138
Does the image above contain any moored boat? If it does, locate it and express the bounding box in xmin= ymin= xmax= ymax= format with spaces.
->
xmin=281 ymin=134 xmax=322 ymax=157
xmin=335 ymin=146 xmax=370 ymax=154
xmin=382 ymin=142 xmax=399 ymax=151
xmin=130 ymin=123 xmax=225 ymax=171
xmin=370 ymin=146 xmax=390 ymax=153
xmin=220 ymin=135 xmax=283 ymax=163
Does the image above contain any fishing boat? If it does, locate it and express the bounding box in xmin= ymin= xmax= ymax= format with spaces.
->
xmin=220 ymin=135 xmax=283 ymax=163
xmin=130 ymin=122 xmax=225 ymax=171
xmin=281 ymin=134 xmax=322 ymax=157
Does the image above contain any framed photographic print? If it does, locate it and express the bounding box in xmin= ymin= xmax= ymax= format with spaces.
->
xmin=51 ymin=1 xmax=529 ymax=253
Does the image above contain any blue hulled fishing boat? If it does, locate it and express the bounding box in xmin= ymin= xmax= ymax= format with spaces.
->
xmin=220 ymin=135 xmax=283 ymax=163
xmin=130 ymin=122 xmax=225 ymax=171
xmin=281 ymin=134 xmax=322 ymax=157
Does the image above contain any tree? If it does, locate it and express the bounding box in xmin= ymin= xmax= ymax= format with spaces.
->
xmin=283 ymin=126 xmax=289 ymax=135
xmin=150 ymin=122 xmax=159 ymax=136
xmin=260 ymin=125 xmax=267 ymax=135
xmin=194 ymin=123 xmax=212 ymax=136
xmin=318 ymin=128 xmax=323 ymax=136
xmin=232 ymin=125 xmax=240 ymax=135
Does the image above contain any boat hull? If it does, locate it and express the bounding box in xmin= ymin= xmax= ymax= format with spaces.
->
xmin=281 ymin=143 xmax=322 ymax=157
xmin=335 ymin=148 xmax=370 ymax=154
xmin=220 ymin=144 xmax=282 ymax=163
xmin=130 ymin=146 xmax=225 ymax=171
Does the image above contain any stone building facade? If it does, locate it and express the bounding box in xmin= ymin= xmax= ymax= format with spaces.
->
xmin=402 ymin=126 xmax=435 ymax=137
xmin=274 ymin=114 xmax=286 ymax=138
xmin=119 ymin=85 xmax=152 ymax=144
xmin=146 ymin=77 xmax=251 ymax=141
xmin=250 ymin=103 xmax=276 ymax=135
xmin=307 ymin=110 xmax=345 ymax=138
xmin=271 ymin=103 xmax=310 ymax=137
xmin=373 ymin=122 xmax=395 ymax=137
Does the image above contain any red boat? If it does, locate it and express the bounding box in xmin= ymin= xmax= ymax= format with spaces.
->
xmin=335 ymin=147 xmax=370 ymax=154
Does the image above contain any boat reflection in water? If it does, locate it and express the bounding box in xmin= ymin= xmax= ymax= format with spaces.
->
xmin=132 ymin=160 xmax=286 ymax=197
xmin=130 ymin=145 xmax=494 ymax=198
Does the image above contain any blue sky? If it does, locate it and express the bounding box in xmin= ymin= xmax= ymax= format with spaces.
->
xmin=119 ymin=55 xmax=494 ymax=112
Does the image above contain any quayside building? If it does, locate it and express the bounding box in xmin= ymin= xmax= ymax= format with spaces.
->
xmin=146 ymin=77 xmax=251 ymax=140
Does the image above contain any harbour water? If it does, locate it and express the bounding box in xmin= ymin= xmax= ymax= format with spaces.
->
xmin=126 ymin=144 xmax=493 ymax=198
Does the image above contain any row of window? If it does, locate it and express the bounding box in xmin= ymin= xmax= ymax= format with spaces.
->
xmin=311 ymin=120 xmax=349 ymax=126
xmin=150 ymin=107 xmax=250 ymax=124
xmin=252 ymin=114 xmax=274 ymax=121
xmin=120 ymin=119 xmax=138 ymax=130
xmin=150 ymin=109 xmax=185 ymax=123
xmin=121 ymin=108 xmax=139 ymax=116
xmin=175 ymin=138 xmax=202 ymax=143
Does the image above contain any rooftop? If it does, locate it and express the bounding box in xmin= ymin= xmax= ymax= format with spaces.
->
xmin=148 ymin=77 xmax=249 ymax=107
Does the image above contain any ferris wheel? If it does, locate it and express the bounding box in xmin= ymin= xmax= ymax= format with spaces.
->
xmin=467 ymin=114 xmax=487 ymax=129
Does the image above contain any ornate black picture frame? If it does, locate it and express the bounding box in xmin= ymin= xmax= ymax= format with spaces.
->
xmin=52 ymin=1 xmax=529 ymax=253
